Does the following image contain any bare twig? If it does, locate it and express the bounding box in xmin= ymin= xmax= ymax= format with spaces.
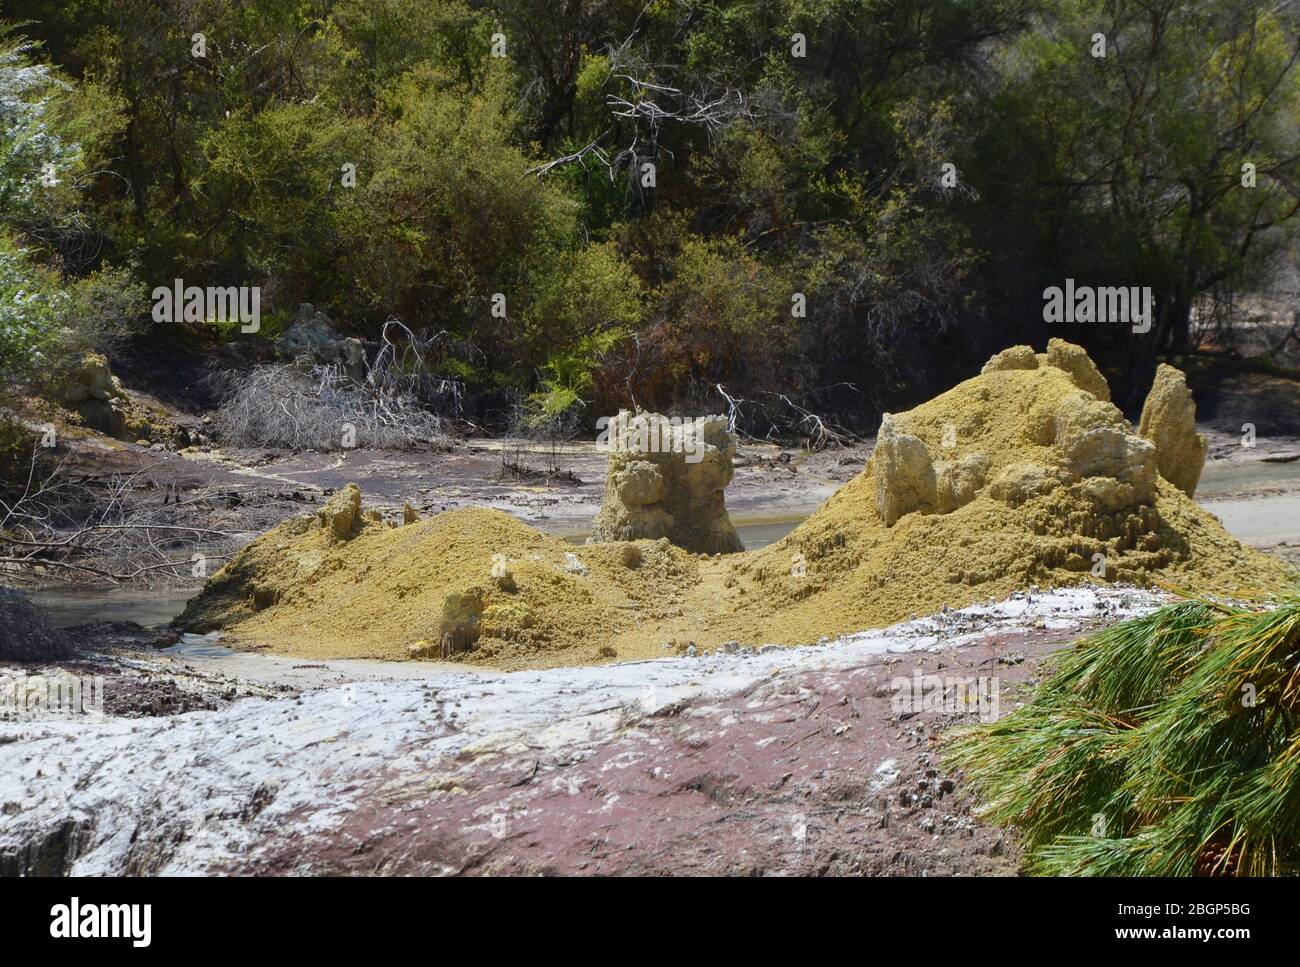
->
xmin=214 ymin=322 xmax=459 ymax=451
xmin=0 ymin=450 xmax=250 ymax=587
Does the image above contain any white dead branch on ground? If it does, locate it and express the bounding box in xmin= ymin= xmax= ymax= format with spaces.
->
xmin=715 ymin=383 xmax=860 ymax=450
xmin=215 ymin=320 xmax=458 ymax=451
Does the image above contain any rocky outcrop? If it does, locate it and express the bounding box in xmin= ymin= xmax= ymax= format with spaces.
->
xmin=316 ymin=483 xmax=363 ymax=543
xmin=934 ymin=453 xmax=989 ymax=513
xmin=275 ymin=304 xmax=367 ymax=383
xmin=873 ymin=415 xmax=938 ymax=525
xmin=589 ymin=412 xmax=742 ymax=554
xmin=438 ymin=590 xmax=483 ymax=658
xmin=1138 ymin=364 xmax=1208 ymax=496
xmin=981 ymin=345 xmax=1039 ymax=374
xmin=980 ymin=339 xmax=1111 ymax=402
xmin=275 ymin=304 xmax=340 ymax=359
xmin=61 ymin=353 xmax=130 ymax=439
xmin=1045 ymin=338 xmax=1111 ymax=402
xmin=874 ymin=343 xmax=1156 ymax=527
xmin=1051 ymin=392 xmax=1157 ymax=509
xmin=60 ymin=353 xmax=173 ymax=444
xmin=873 ymin=421 xmax=992 ymax=525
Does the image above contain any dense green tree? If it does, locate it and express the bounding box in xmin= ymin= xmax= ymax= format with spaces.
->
xmin=971 ymin=0 xmax=1300 ymax=402
xmin=2 ymin=0 xmax=1297 ymax=428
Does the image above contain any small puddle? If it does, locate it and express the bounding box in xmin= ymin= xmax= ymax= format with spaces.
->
xmin=1197 ymin=493 xmax=1300 ymax=543
xmin=1198 ymin=457 xmax=1300 ymax=493
xmin=733 ymin=517 xmax=804 ymax=549
xmin=28 ymin=587 xmax=199 ymax=629
xmin=161 ymin=633 xmax=235 ymax=658
xmin=1195 ymin=458 xmax=1300 ymax=542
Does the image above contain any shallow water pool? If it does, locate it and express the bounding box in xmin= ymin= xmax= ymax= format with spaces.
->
xmin=29 ymin=587 xmax=199 ymax=629
xmin=1198 ymin=456 xmax=1300 ymax=493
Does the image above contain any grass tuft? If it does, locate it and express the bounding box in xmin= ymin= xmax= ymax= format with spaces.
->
xmin=945 ymin=589 xmax=1300 ymax=875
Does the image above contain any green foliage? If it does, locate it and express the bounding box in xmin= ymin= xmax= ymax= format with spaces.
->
xmin=317 ymin=0 xmax=488 ymax=109
xmin=0 ymin=233 xmax=145 ymax=392
xmin=0 ymin=233 xmax=64 ymax=384
xmin=972 ymin=0 xmax=1300 ymax=369
xmin=0 ymin=31 xmax=76 ymax=218
xmin=343 ymin=63 xmax=576 ymax=324
xmin=525 ymin=241 xmax=643 ymax=419
xmin=0 ymin=29 xmax=142 ymax=413
xmin=0 ymin=0 xmax=1297 ymax=426
xmin=947 ymin=592 xmax=1300 ymax=876
xmin=199 ymin=100 xmax=370 ymax=300
xmin=58 ymin=262 xmax=147 ymax=354
xmin=598 ymin=213 xmax=798 ymax=410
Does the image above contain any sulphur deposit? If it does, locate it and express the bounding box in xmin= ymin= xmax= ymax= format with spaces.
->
xmin=715 ymin=341 xmax=1286 ymax=646
xmin=178 ymin=341 xmax=1293 ymax=668
xmin=179 ymin=484 xmax=703 ymax=668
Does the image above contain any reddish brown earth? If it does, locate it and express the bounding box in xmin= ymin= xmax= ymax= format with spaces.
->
xmin=241 ymin=627 xmax=1085 ymax=877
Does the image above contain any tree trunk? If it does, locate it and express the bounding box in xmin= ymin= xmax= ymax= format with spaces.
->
xmin=1167 ymin=295 xmax=1192 ymax=357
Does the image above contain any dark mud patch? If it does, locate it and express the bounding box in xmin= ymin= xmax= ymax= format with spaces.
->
xmin=98 ymin=671 xmax=226 ymax=718
xmin=1185 ymin=358 xmax=1300 ymax=436
xmin=2 ymin=657 xmax=232 ymax=719
xmin=3 ymin=618 xmax=287 ymax=721
xmin=63 ymin=621 xmax=182 ymax=651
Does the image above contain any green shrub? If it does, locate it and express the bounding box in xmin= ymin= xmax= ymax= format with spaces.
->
xmin=947 ymin=592 xmax=1300 ymax=876
xmin=0 ymin=234 xmax=63 ymax=389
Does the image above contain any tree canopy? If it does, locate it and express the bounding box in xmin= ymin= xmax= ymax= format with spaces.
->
xmin=2 ymin=0 xmax=1298 ymax=425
